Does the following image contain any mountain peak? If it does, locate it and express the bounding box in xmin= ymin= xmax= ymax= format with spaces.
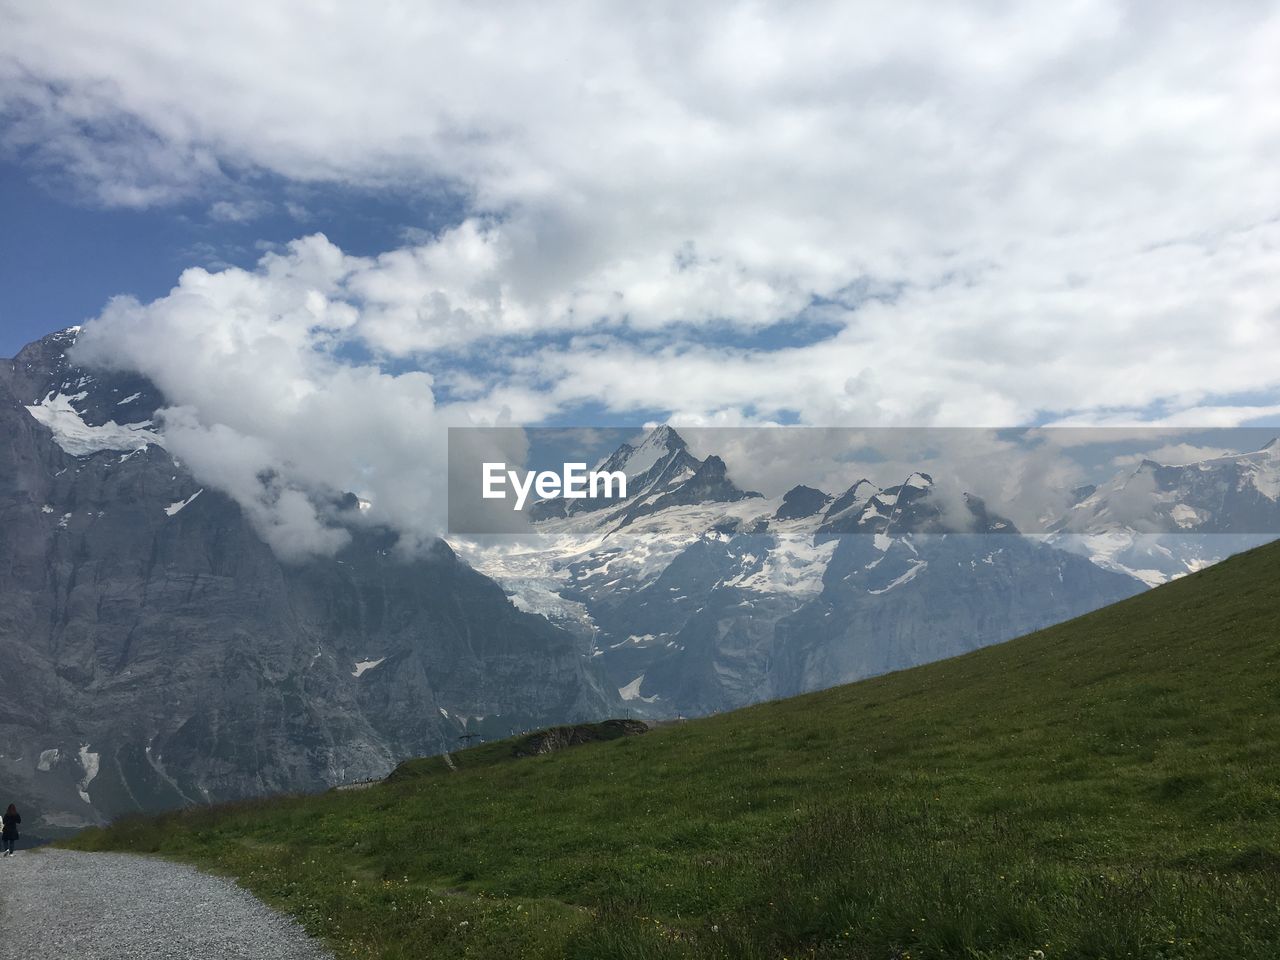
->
xmin=782 ymin=483 xmax=829 ymax=499
xmin=775 ymin=484 xmax=832 ymax=521
xmin=620 ymin=425 xmax=688 ymax=476
xmin=593 ymin=424 xmax=690 ymax=482
xmin=824 ymin=478 xmax=877 ymax=520
xmin=621 ymin=451 xmax=761 ymax=522
xmin=643 ymin=424 xmax=687 ymax=450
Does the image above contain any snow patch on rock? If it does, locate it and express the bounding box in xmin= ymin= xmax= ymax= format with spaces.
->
xmin=25 ymin=393 xmax=160 ymax=457
xmin=77 ymin=744 xmax=100 ymax=804
xmin=165 ymin=489 xmax=203 ymax=516
xmin=352 ymin=657 xmax=386 ymax=678
xmin=619 ymin=674 xmax=659 ymax=703
xmin=727 ymin=536 xmax=836 ymax=597
xmin=869 ymin=560 xmax=927 ymax=595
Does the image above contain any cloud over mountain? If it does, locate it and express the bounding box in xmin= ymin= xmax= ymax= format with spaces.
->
xmin=4 ymin=0 xmax=1278 ymax=533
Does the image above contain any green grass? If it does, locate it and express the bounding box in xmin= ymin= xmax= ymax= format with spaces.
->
xmin=65 ymin=542 xmax=1280 ymax=959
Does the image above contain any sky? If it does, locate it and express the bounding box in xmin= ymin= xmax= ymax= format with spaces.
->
xmin=0 ymin=158 xmax=467 ymax=357
xmin=2 ymin=0 xmax=1279 ymax=555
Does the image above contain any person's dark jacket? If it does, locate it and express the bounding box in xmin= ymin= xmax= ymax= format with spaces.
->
xmin=2 ymin=812 xmax=20 ymax=839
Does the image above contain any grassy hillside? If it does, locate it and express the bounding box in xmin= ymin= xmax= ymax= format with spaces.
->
xmin=66 ymin=542 xmax=1280 ymax=959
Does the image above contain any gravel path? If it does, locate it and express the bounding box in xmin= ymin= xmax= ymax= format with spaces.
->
xmin=0 ymin=848 xmax=333 ymax=960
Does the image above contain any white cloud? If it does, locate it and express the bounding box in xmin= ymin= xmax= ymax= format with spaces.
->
xmin=517 ymin=216 xmax=1280 ymax=427
xmin=207 ymin=198 xmax=273 ymax=223
xmin=5 ymin=3 xmax=1278 ymax=348
xmin=680 ymin=427 xmax=1092 ymax=531
xmin=6 ymin=1 xmax=1279 ymax=550
xmin=1110 ymin=443 xmax=1236 ymax=469
xmin=70 ymin=237 xmax=480 ymax=558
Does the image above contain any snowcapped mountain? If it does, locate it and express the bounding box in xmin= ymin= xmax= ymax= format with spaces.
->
xmin=1049 ymin=441 xmax=1280 ymax=585
xmin=0 ymin=328 xmax=613 ymax=837
xmin=1058 ymin=441 xmax=1280 ymax=535
xmin=529 ymin=424 xmax=761 ymax=523
xmin=456 ymin=426 xmax=1280 ymax=717
xmin=6 ymin=326 xmax=1274 ymax=833
xmin=453 ymin=428 xmax=1149 ymax=717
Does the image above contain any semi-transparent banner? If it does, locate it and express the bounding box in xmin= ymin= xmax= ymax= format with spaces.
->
xmin=447 ymin=425 xmax=1280 ymax=537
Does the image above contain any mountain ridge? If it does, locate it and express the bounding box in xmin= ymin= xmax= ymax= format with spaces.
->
xmin=6 ymin=326 xmax=1278 ymax=832
xmin=460 ymin=423 xmax=1278 ymax=715
xmin=0 ymin=328 xmax=616 ymax=835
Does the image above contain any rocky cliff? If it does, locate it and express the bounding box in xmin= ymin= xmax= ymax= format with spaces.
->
xmin=0 ymin=329 xmax=614 ymax=836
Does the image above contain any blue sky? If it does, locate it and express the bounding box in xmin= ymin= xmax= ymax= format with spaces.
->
xmin=1 ymin=158 xmax=185 ymax=356
xmin=0 ymin=158 xmax=467 ymax=357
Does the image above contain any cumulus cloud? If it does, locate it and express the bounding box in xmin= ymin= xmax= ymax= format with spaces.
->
xmin=70 ymin=237 xmax=484 ymax=558
xmin=5 ymin=2 xmax=1279 ymax=348
xmin=160 ymin=409 xmax=352 ymax=560
xmin=6 ymin=1 xmax=1279 ymax=551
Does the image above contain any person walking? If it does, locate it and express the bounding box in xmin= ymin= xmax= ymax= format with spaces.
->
xmin=2 ymin=804 xmax=20 ymax=856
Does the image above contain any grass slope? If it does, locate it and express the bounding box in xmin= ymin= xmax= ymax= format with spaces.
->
xmin=66 ymin=542 xmax=1280 ymax=959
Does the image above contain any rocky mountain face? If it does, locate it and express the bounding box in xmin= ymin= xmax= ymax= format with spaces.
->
xmin=0 ymin=329 xmax=614 ymax=838
xmin=5 ymin=327 xmax=1277 ymax=837
xmin=456 ymin=426 xmax=1280 ymax=719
